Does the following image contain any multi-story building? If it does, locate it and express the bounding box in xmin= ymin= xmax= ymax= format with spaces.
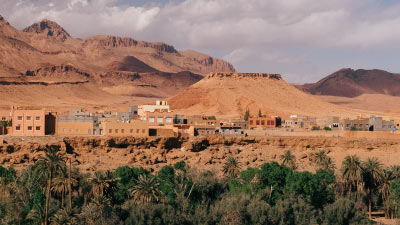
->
xmin=316 ymin=116 xmax=340 ymax=130
xmin=249 ymin=116 xmax=281 ymax=129
xmin=57 ymin=117 xmax=96 ymax=135
xmin=369 ymin=116 xmax=394 ymax=131
xmin=12 ymin=108 xmax=45 ymax=136
xmin=138 ymin=101 xmax=170 ymax=120
xmin=143 ymin=110 xmax=174 ymax=126
xmin=283 ymin=115 xmax=316 ymax=130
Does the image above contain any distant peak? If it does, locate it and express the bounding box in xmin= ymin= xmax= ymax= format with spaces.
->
xmin=23 ymin=19 xmax=71 ymax=41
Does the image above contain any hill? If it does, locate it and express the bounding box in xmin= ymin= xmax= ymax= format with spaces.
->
xmin=298 ymin=68 xmax=400 ymax=98
xmin=0 ymin=15 xmax=235 ymax=111
xmin=169 ymin=72 xmax=366 ymax=118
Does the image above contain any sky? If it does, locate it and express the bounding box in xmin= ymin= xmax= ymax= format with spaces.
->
xmin=1 ymin=0 xmax=400 ymax=83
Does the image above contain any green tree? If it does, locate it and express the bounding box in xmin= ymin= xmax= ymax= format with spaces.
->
xmin=379 ymin=170 xmax=395 ymax=218
xmin=279 ymin=150 xmax=296 ymax=170
xmin=244 ymin=108 xmax=250 ymax=121
xmin=258 ymin=109 xmax=262 ymax=117
xmin=341 ymin=155 xmax=363 ymax=195
xmin=222 ymin=156 xmax=241 ymax=178
xmin=362 ymin=157 xmax=384 ymax=219
xmin=88 ymin=171 xmax=118 ymax=200
xmin=34 ymin=146 xmax=66 ymax=225
xmin=130 ymin=174 xmax=161 ymax=204
xmin=311 ymin=150 xmax=335 ymax=170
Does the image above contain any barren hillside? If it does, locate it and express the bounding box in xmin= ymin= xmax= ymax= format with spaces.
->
xmin=169 ymin=72 xmax=370 ymax=118
xmin=0 ymin=15 xmax=235 ymax=111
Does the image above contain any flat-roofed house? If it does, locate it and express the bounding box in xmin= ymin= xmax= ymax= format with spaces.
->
xmin=57 ymin=117 xmax=95 ymax=135
xmin=102 ymin=119 xmax=148 ymax=137
xmin=249 ymin=116 xmax=281 ymax=129
xmin=12 ymin=108 xmax=45 ymax=136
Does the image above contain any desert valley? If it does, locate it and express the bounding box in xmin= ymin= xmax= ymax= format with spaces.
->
xmin=2 ymin=7 xmax=400 ymax=225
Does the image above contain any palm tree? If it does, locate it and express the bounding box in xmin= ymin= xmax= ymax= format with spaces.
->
xmin=27 ymin=203 xmax=56 ymax=225
xmin=130 ymin=174 xmax=161 ymax=204
xmin=363 ymin=157 xmax=384 ymax=219
xmin=379 ymin=170 xmax=395 ymax=218
xmin=87 ymin=171 xmax=118 ymax=199
xmin=51 ymin=175 xmax=78 ymax=207
xmin=341 ymin=155 xmax=363 ymax=195
xmin=311 ymin=150 xmax=335 ymax=170
xmin=222 ymin=156 xmax=241 ymax=178
xmin=50 ymin=207 xmax=78 ymax=225
xmin=279 ymin=150 xmax=296 ymax=170
xmin=34 ymin=146 xmax=66 ymax=225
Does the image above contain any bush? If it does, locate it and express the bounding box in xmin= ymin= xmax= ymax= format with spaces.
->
xmin=312 ymin=126 xmax=321 ymax=131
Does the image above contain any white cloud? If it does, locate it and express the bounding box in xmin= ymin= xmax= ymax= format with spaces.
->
xmin=1 ymin=0 xmax=400 ymax=82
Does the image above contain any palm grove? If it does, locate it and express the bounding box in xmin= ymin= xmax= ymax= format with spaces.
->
xmin=1 ymin=146 xmax=400 ymax=224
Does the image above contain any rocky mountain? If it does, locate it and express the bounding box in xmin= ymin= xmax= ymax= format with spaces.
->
xmin=169 ymin=72 xmax=364 ymax=118
xmin=298 ymin=68 xmax=400 ymax=98
xmin=0 ymin=15 xmax=235 ymax=111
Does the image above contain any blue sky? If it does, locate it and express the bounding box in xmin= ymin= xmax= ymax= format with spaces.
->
xmin=1 ymin=0 xmax=400 ymax=83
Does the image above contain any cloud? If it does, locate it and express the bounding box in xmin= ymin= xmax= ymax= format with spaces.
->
xmin=1 ymin=0 xmax=400 ymax=83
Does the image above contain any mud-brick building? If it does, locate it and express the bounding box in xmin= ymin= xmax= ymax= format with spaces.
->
xmin=102 ymin=119 xmax=149 ymax=137
xmin=249 ymin=116 xmax=281 ymax=129
xmin=57 ymin=117 xmax=96 ymax=135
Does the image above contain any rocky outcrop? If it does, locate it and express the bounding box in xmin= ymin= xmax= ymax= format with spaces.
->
xmin=23 ymin=19 xmax=71 ymax=41
xmin=84 ymin=35 xmax=178 ymax=53
xmin=2 ymin=135 xmax=400 ymax=174
xmin=25 ymin=64 xmax=90 ymax=78
xmin=206 ymin=72 xmax=282 ymax=80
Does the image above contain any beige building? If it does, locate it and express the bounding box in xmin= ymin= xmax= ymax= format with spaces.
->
xmin=102 ymin=119 xmax=148 ymax=137
xmin=57 ymin=118 xmax=95 ymax=136
xmin=12 ymin=108 xmax=45 ymax=136
xmin=138 ymin=101 xmax=171 ymax=120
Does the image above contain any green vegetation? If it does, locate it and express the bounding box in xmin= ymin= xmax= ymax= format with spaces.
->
xmin=1 ymin=146 xmax=400 ymax=224
xmin=312 ymin=126 xmax=321 ymax=131
xmin=323 ymin=126 xmax=332 ymax=131
xmin=244 ymin=108 xmax=250 ymax=121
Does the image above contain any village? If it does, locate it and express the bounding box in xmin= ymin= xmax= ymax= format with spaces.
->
xmin=0 ymin=100 xmax=399 ymax=138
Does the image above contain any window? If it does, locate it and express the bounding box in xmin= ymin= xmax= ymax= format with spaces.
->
xmin=256 ymin=120 xmax=260 ymax=125
xmin=16 ymin=125 xmax=21 ymax=131
xmin=1 ymin=117 xmax=5 ymax=121
xmin=261 ymin=120 xmax=265 ymax=125
xmin=63 ymin=128 xmax=66 ymax=132
xmin=158 ymin=117 xmax=163 ymax=123
xmin=121 ymin=129 xmax=125 ymax=134
xmin=35 ymin=116 xmax=41 ymax=120
xmin=17 ymin=116 xmax=23 ymax=121
xmin=142 ymin=129 xmax=145 ymax=133
xmin=36 ymin=126 xmax=41 ymax=131
xmin=249 ymin=120 xmax=253 ymax=125
xmin=136 ymin=129 xmax=139 ymax=133
xmin=69 ymin=128 xmax=72 ymax=132
xmin=27 ymin=126 xmax=33 ymax=131
xmin=76 ymin=129 xmax=80 ymax=132
xmin=109 ymin=129 xmax=112 ymax=133
xmin=26 ymin=116 xmax=32 ymax=120
xmin=166 ymin=117 xmax=172 ymax=123
xmin=130 ymin=129 xmax=133 ymax=133
xmin=88 ymin=129 xmax=91 ymax=135
xmin=115 ymin=129 xmax=118 ymax=133
xmin=149 ymin=117 xmax=155 ymax=123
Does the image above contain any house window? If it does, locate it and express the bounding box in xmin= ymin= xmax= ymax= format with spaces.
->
xmin=249 ymin=120 xmax=253 ymax=125
xmin=115 ymin=129 xmax=118 ymax=133
xmin=15 ymin=125 xmax=21 ymax=131
xmin=109 ymin=129 xmax=112 ymax=133
xmin=17 ymin=116 xmax=23 ymax=121
xmin=256 ymin=120 xmax=260 ymax=125
xmin=27 ymin=126 xmax=33 ymax=131
xmin=158 ymin=117 xmax=163 ymax=123
xmin=35 ymin=116 xmax=41 ymax=120
xmin=27 ymin=116 xmax=32 ymax=120
xmin=1 ymin=117 xmax=5 ymax=121
xmin=36 ymin=126 xmax=41 ymax=131
xmin=136 ymin=129 xmax=139 ymax=133
xmin=130 ymin=129 xmax=133 ymax=133
xmin=166 ymin=117 xmax=172 ymax=123
xmin=142 ymin=129 xmax=145 ymax=133
xmin=76 ymin=129 xmax=80 ymax=132
xmin=69 ymin=128 xmax=73 ymax=132
xmin=149 ymin=117 xmax=155 ymax=123
xmin=88 ymin=129 xmax=91 ymax=135
xmin=121 ymin=129 xmax=125 ymax=134
xmin=261 ymin=120 xmax=265 ymax=125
